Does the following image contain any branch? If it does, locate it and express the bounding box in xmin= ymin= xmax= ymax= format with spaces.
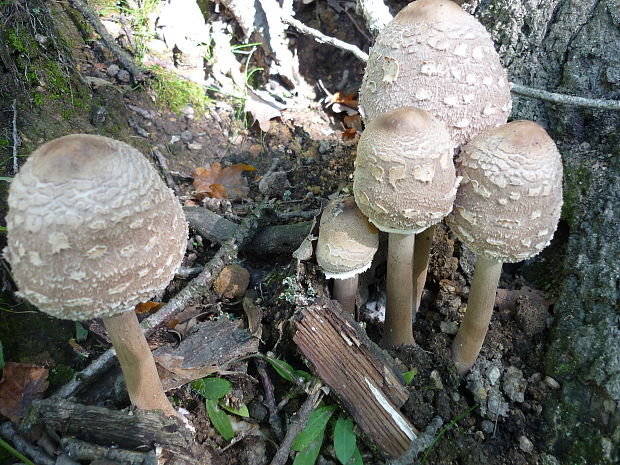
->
xmin=281 ymin=16 xmax=368 ymax=62
xmin=54 ymin=201 xmax=267 ymax=400
xmin=11 ymin=99 xmax=19 ymax=174
xmin=355 ymin=0 xmax=393 ymax=37
xmin=0 ymin=422 xmax=54 ymax=465
xmin=510 ymin=83 xmax=620 ymax=111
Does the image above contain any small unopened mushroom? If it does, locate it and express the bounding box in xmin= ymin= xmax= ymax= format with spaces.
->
xmin=359 ymin=0 xmax=512 ymax=149
xmin=446 ymin=121 xmax=563 ymax=375
xmin=353 ymin=107 xmax=459 ymax=347
xmin=5 ymin=134 xmax=188 ymax=416
xmin=316 ymin=197 xmax=379 ymax=316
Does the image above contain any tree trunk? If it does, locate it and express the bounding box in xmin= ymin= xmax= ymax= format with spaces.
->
xmin=473 ymin=1 xmax=620 ymax=462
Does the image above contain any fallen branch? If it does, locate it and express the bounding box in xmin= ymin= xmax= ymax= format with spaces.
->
xmin=55 ymin=201 xmax=267 ymax=400
xmin=66 ymin=0 xmax=143 ymax=81
xmin=355 ymin=0 xmax=393 ymax=37
xmin=0 ymin=422 xmax=53 ymax=465
xmin=268 ymin=382 xmax=324 ymax=465
xmin=152 ymin=147 xmax=181 ymax=195
xmin=61 ymin=437 xmax=155 ymax=465
xmin=256 ymin=358 xmax=285 ymax=441
xmin=11 ymin=99 xmax=19 ymax=174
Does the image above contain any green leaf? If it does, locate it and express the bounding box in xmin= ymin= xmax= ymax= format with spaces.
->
xmin=205 ymin=399 xmax=234 ymax=440
xmin=220 ymin=401 xmax=249 ymax=418
xmin=292 ymin=406 xmax=336 ymax=451
xmin=403 ymin=369 xmax=417 ymax=386
xmin=346 ymin=446 xmax=363 ymax=465
xmin=74 ymin=322 xmax=89 ymax=342
xmin=192 ymin=377 xmax=232 ymax=400
xmin=266 ymin=356 xmax=312 ymax=383
xmin=0 ymin=339 xmax=4 ymax=370
xmin=0 ymin=177 xmax=13 ymax=182
xmin=293 ymin=435 xmax=323 ymax=465
xmin=334 ymin=415 xmax=356 ymax=465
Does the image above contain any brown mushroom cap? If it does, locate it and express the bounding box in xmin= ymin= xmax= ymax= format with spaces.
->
xmin=316 ymin=197 xmax=379 ymax=279
xmin=5 ymin=134 xmax=188 ymax=320
xmin=353 ymin=107 xmax=460 ymax=234
xmin=446 ymin=120 xmax=563 ymax=262
xmin=359 ymin=0 xmax=512 ymax=148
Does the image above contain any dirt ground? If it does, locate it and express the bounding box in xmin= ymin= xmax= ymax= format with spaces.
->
xmin=0 ymin=1 xmax=570 ymax=464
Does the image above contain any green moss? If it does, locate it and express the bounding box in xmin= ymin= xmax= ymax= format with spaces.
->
xmin=147 ymin=65 xmax=210 ymax=116
xmin=48 ymin=364 xmax=76 ymax=389
xmin=5 ymin=28 xmax=39 ymax=55
xmin=561 ymin=161 xmax=593 ymax=226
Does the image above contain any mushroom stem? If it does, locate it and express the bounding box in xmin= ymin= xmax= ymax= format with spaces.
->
xmin=382 ymin=232 xmax=416 ymax=348
xmin=102 ymin=311 xmax=178 ymax=417
xmin=333 ymin=276 xmax=358 ymax=316
xmin=451 ymin=255 xmax=503 ymax=376
xmin=412 ymin=225 xmax=435 ymax=318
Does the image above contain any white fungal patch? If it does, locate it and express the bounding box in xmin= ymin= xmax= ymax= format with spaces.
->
xmin=89 ymin=220 xmax=106 ymax=230
xmin=454 ymin=118 xmax=470 ymax=128
xmin=364 ymin=378 xmax=416 ymax=441
xmin=531 ymin=210 xmax=542 ymax=219
xmin=109 ymin=282 xmax=130 ymax=295
xmin=466 ymin=74 xmax=477 ymax=84
xmin=388 ymin=164 xmax=407 ymax=187
xmin=454 ymin=43 xmax=468 ymax=56
xmin=472 ymin=47 xmax=484 ymax=60
xmin=370 ymin=164 xmax=384 ymax=181
xmin=382 ymin=57 xmax=399 ymax=82
xmin=29 ymin=251 xmax=43 ymax=266
xmin=457 ymin=225 xmax=475 ymax=243
xmin=49 ymin=232 xmax=70 ymax=253
xmin=85 ymin=245 xmax=107 ymax=258
xmin=498 ymin=198 xmax=508 ymax=205
xmin=129 ymin=218 xmax=145 ymax=229
xmin=138 ymin=267 xmax=150 ymax=277
xmin=486 ymin=238 xmax=508 ymax=246
xmin=483 ymin=105 xmax=497 ymax=115
xmin=535 ymin=241 xmax=548 ymax=250
xmin=69 ymin=270 xmax=87 ymax=282
xmin=473 ymin=182 xmax=492 ymax=199
xmin=509 ymin=192 xmax=521 ymax=201
xmin=120 ymin=245 xmax=136 ymax=257
xmin=496 ymin=218 xmax=520 ymax=226
xmin=538 ymin=229 xmax=549 ymax=237
xmin=145 ymin=236 xmax=158 ymax=251
xmin=457 ymin=207 xmax=476 ymax=224
xmin=413 ymin=164 xmax=435 ymax=182
xmin=482 ymin=76 xmax=493 ymax=86
xmin=402 ymin=209 xmax=421 ymax=218
xmin=443 ymin=96 xmax=458 ymax=106
xmin=528 ymin=187 xmax=542 ymax=197
xmin=463 ymin=94 xmax=475 ymax=104
xmin=427 ymin=37 xmax=449 ymax=50
xmin=521 ymin=239 xmax=532 ymax=247
xmin=366 ymin=80 xmax=377 ymax=93
xmin=415 ymin=88 xmax=432 ymax=100
xmin=450 ymin=67 xmax=463 ymax=80
xmin=421 ymin=61 xmax=437 ymax=75
xmin=66 ymin=297 xmax=94 ymax=307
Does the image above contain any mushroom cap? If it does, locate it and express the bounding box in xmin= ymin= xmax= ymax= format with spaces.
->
xmin=5 ymin=134 xmax=188 ymax=320
xmin=359 ymin=0 xmax=512 ymax=148
xmin=316 ymin=197 xmax=379 ymax=279
xmin=353 ymin=107 xmax=460 ymax=234
xmin=446 ymin=120 xmax=563 ymax=263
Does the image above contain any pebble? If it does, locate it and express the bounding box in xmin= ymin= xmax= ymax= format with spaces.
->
xmin=107 ymin=63 xmax=120 ymax=77
xmin=430 ymin=370 xmax=444 ymax=390
xmin=518 ymin=435 xmax=534 ymax=453
xmin=214 ymin=264 xmax=250 ymax=299
xmin=318 ymin=140 xmax=331 ymax=154
xmin=481 ymin=419 xmax=495 ymax=434
xmin=188 ymin=142 xmax=203 ymax=151
xmin=503 ymin=366 xmax=526 ymax=403
xmin=116 ymin=68 xmax=131 ymax=82
xmin=487 ymin=366 xmax=501 ymax=386
xmin=439 ymin=320 xmax=458 ymax=335
xmin=180 ymin=130 xmax=193 ymax=142
xmin=544 ymin=376 xmax=561 ymax=389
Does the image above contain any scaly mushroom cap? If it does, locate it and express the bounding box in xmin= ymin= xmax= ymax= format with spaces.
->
xmin=359 ymin=0 xmax=512 ymax=148
xmin=353 ymin=107 xmax=460 ymax=234
xmin=316 ymin=197 xmax=379 ymax=279
xmin=5 ymin=134 xmax=188 ymax=320
xmin=446 ymin=120 xmax=563 ymax=262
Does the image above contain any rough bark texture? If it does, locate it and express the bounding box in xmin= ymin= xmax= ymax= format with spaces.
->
xmin=474 ymin=1 xmax=620 ymax=462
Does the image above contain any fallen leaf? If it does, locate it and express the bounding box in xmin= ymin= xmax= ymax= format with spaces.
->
xmin=0 ymin=362 xmax=49 ymax=423
xmin=341 ymin=126 xmax=358 ymax=139
xmin=193 ymin=162 xmax=256 ymax=201
xmin=135 ymin=301 xmax=162 ymax=314
xmin=245 ymin=89 xmax=282 ymax=131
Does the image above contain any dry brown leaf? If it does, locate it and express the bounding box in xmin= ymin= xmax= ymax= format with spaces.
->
xmin=135 ymin=301 xmax=162 ymax=314
xmin=192 ymin=162 xmax=256 ymax=201
xmin=0 ymin=362 xmax=49 ymax=423
xmin=245 ymin=89 xmax=282 ymax=131
xmin=329 ymin=91 xmax=359 ymax=110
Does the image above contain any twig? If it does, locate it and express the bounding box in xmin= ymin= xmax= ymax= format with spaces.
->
xmin=61 ymin=437 xmax=156 ymax=464
xmin=281 ymin=16 xmax=368 ymax=62
xmin=0 ymin=422 xmax=53 ymax=465
xmin=152 ymin=147 xmax=180 ymax=195
xmin=55 ymin=201 xmax=267 ymax=400
xmin=386 ymin=416 xmax=443 ymax=465
xmin=355 ymin=0 xmax=393 ymax=37
xmin=11 ymin=99 xmax=18 ymax=174
xmin=510 ymin=83 xmax=620 ymax=111
xmin=66 ymin=0 xmax=143 ymax=81
xmin=256 ymin=358 xmax=285 ymax=441
xmin=268 ymin=382 xmax=324 ymax=465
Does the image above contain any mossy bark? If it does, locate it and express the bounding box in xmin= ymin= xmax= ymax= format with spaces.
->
xmin=474 ymin=0 xmax=620 ymax=462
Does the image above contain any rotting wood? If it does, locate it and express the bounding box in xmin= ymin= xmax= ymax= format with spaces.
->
xmin=184 ymin=206 xmax=313 ymax=255
xmin=61 ymin=437 xmax=156 ymax=465
xmin=20 ymin=399 xmax=205 ymax=464
xmin=293 ymin=298 xmax=417 ymax=458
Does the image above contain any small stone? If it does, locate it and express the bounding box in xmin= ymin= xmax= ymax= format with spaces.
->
xmin=318 ymin=140 xmax=331 ymax=154
xmin=540 ymin=454 xmax=560 ymax=465
xmin=91 ymin=105 xmax=108 ymax=126
xmin=214 ymin=264 xmax=250 ymax=299
xmin=487 ymin=366 xmax=501 ymax=385
xmin=249 ymin=144 xmax=262 ymax=158
xmin=188 ymin=142 xmax=203 ymax=151
xmin=180 ymin=130 xmax=193 ymax=142
xmin=430 ymin=370 xmax=444 ymax=390
xmin=544 ymin=376 xmax=560 ymax=389
xmin=450 ymin=391 xmax=461 ymax=402
xmin=259 ymin=171 xmax=291 ymax=197
xmin=529 ymin=372 xmax=542 ymax=383
xmin=440 ymin=320 xmax=459 ymax=335
xmin=503 ymin=366 xmax=526 ymax=403
xmin=518 ymin=435 xmax=534 ymax=453
xmin=481 ymin=419 xmax=495 ymax=434
xmin=107 ymin=64 xmax=120 ymax=77
xmin=116 ymin=69 xmax=131 ymax=82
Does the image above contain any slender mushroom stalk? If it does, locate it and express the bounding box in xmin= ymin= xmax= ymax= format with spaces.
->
xmin=316 ymin=197 xmax=379 ymax=316
xmin=353 ymin=107 xmax=459 ymax=348
xmin=5 ymin=134 xmax=188 ymax=417
xmin=446 ymin=121 xmax=563 ymax=375
xmin=411 ymin=224 xmax=434 ymax=317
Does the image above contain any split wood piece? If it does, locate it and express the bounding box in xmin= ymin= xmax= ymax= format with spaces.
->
xmin=0 ymin=421 xmax=55 ymax=465
xmin=61 ymin=437 xmax=155 ymax=465
xmin=293 ymin=299 xmax=418 ymax=458
xmin=20 ymin=399 xmax=204 ymax=464
xmin=154 ymin=318 xmax=260 ymax=391
xmin=55 ymin=202 xmax=266 ymax=401
xmin=184 ymin=206 xmax=313 ymax=255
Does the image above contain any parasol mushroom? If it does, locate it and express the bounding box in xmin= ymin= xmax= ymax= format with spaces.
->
xmin=446 ymin=121 xmax=563 ymax=375
xmin=316 ymin=197 xmax=379 ymax=316
xmin=353 ymin=107 xmax=459 ymax=347
xmin=5 ymin=134 xmax=188 ymax=416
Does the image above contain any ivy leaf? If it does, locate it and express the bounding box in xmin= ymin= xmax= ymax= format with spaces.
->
xmin=334 ymin=415 xmax=356 ymax=465
xmin=205 ymin=399 xmax=234 ymax=440
xmin=291 ymin=406 xmax=336 ymax=451
xmin=191 ymin=377 xmax=231 ymax=400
